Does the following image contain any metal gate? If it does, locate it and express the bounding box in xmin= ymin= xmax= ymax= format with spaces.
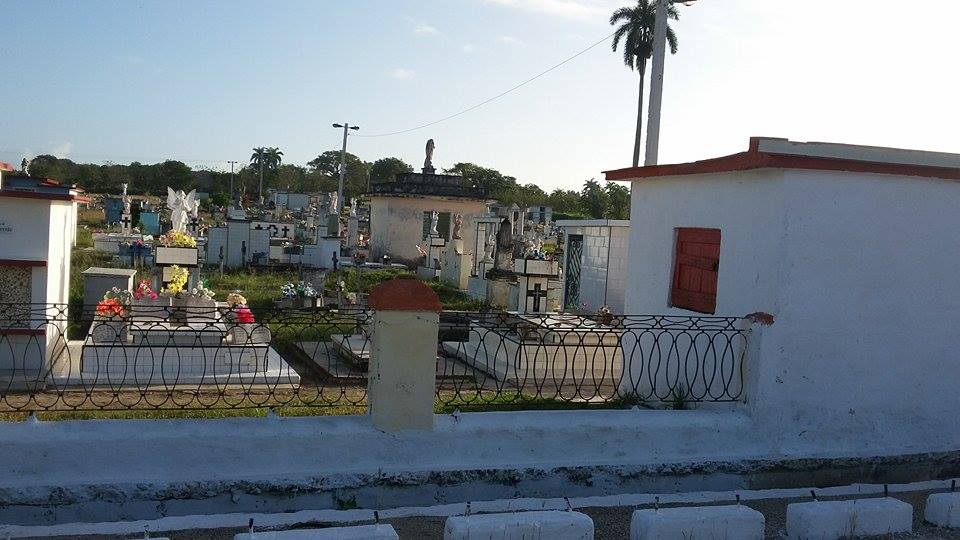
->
xmin=564 ymin=234 xmax=583 ymax=310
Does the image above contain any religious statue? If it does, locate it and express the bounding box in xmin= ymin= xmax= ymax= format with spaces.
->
xmin=452 ymin=213 xmax=463 ymax=240
xmin=494 ymin=217 xmax=515 ymax=272
xmin=328 ymin=191 xmax=339 ymax=215
xmin=483 ymin=230 xmax=495 ymax=263
xmin=424 ymin=139 xmax=435 ymax=172
xmin=429 ymin=210 xmax=439 ymax=237
xmin=121 ymin=183 xmax=131 ymax=215
xmin=166 ymin=187 xmax=197 ymax=233
xmin=20 ymin=158 xmax=28 ymax=174
xmin=349 ymin=197 xmax=358 ymax=217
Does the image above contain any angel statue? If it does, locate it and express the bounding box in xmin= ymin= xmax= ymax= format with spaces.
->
xmin=328 ymin=191 xmax=339 ymax=215
xmin=166 ymin=187 xmax=197 ymax=233
xmin=349 ymin=197 xmax=358 ymax=217
xmin=429 ymin=210 xmax=439 ymax=237
xmin=121 ymin=183 xmax=131 ymax=215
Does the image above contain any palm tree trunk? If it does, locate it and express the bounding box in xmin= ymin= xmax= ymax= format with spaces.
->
xmin=632 ymin=58 xmax=647 ymax=167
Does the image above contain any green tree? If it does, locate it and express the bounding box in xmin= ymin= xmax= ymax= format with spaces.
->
xmin=308 ymin=150 xmax=370 ymax=199
xmin=513 ymin=183 xmax=548 ymax=208
xmin=580 ymin=179 xmax=609 ymax=218
xmin=250 ymin=147 xmax=283 ymax=201
xmin=445 ymin=163 xmax=519 ymax=201
xmin=547 ymin=188 xmax=584 ymax=217
xmin=369 ymin=157 xmax=413 ymax=183
xmin=611 ymin=0 xmax=679 ymax=167
xmin=605 ymin=181 xmax=631 ymax=219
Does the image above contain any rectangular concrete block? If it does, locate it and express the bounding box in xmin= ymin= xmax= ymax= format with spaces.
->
xmin=233 ymin=524 xmax=398 ymax=539
xmin=631 ymin=505 xmax=764 ymax=540
xmin=787 ymin=497 xmax=912 ymax=539
xmin=443 ymin=510 xmax=594 ymax=539
xmin=925 ymin=492 xmax=960 ymax=527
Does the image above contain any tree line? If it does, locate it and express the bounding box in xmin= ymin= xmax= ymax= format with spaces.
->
xmin=25 ymin=150 xmax=629 ymax=219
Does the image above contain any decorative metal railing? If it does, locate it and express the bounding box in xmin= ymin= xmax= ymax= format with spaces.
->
xmin=0 ymin=304 xmax=749 ymax=413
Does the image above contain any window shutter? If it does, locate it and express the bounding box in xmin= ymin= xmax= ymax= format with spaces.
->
xmin=670 ymin=228 xmax=721 ymax=314
xmin=437 ymin=212 xmax=451 ymax=240
xmin=422 ymin=212 xmax=430 ymax=241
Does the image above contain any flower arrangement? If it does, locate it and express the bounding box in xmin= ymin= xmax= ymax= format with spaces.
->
xmin=281 ymin=281 xmax=317 ymax=298
xmin=188 ymin=285 xmax=215 ymax=300
xmin=234 ymin=305 xmax=255 ymax=324
xmin=158 ymin=230 xmax=197 ymax=248
xmin=226 ymin=292 xmax=248 ymax=306
xmin=162 ymin=265 xmax=189 ymax=296
xmin=95 ymin=297 xmax=126 ymax=319
xmin=133 ymin=279 xmax=158 ymax=300
xmin=102 ymin=286 xmax=133 ymax=305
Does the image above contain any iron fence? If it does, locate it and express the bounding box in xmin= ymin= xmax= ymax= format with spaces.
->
xmin=0 ymin=303 xmax=749 ymax=413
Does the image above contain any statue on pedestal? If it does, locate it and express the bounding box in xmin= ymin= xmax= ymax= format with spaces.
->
xmin=429 ymin=210 xmax=439 ymax=237
xmin=166 ymin=187 xmax=197 ymax=233
xmin=423 ymin=139 xmax=436 ymax=173
xmin=494 ymin=218 xmax=515 ymax=273
xmin=349 ymin=197 xmax=358 ymax=217
xmin=121 ymin=183 xmax=131 ymax=215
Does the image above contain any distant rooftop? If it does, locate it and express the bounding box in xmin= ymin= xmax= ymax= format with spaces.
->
xmin=368 ymin=171 xmax=489 ymax=199
xmin=605 ymin=137 xmax=960 ymax=182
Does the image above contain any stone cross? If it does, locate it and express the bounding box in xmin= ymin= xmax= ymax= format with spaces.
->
xmin=120 ymin=214 xmax=132 ymax=235
xmin=281 ymin=225 xmax=290 ymax=238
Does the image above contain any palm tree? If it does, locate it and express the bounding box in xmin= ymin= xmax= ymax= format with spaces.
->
xmin=610 ymin=0 xmax=678 ymax=167
xmin=250 ymin=147 xmax=284 ymax=202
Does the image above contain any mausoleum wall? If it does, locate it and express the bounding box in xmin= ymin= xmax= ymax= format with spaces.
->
xmin=368 ymin=196 xmax=487 ymax=262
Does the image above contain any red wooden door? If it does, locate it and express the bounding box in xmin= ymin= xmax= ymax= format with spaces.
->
xmin=671 ymin=228 xmax=721 ymax=314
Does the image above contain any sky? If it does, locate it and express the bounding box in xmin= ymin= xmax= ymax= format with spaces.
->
xmin=2 ymin=0 xmax=959 ymax=192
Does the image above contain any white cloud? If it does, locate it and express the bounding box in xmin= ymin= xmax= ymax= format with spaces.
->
xmin=496 ymin=35 xmax=524 ymax=45
xmin=482 ymin=0 xmax=609 ymax=21
xmin=413 ymin=22 xmax=439 ymax=35
xmin=462 ymin=44 xmax=477 ymax=54
xmin=390 ymin=68 xmax=415 ymax=80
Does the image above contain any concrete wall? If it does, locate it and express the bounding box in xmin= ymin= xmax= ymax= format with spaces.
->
xmin=623 ymin=167 xmax=960 ymax=449
xmin=368 ymin=196 xmax=487 ymax=262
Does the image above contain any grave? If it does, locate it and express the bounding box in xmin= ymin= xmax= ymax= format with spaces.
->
xmin=925 ymin=492 xmax=960 ymax=527
xmin=439 ymin=215 xmax=472 ymax=290
xmin=417 ymin=211 xmax=446 ymax=280
xmin=442 ymin=313 xmax=622 ymax=396
xmin=79 ymin=301 xmax=299 ymax=386
xmin=556 ymin=219 xmax=629 ymax=313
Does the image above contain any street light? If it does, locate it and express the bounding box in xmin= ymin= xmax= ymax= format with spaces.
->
xmin=644 ymin=0 xmax=698 ymax=166
xmin=333 ymin=123 xmax=360 ymax=213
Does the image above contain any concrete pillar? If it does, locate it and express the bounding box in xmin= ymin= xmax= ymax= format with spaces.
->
xmin=367 ymin=278 xmax=442 ymax=431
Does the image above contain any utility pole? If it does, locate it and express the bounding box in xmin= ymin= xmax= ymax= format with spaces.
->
xmin=227 ymin=160 xmax=237 ymax=203
xmin=332 ymin=123 xmax=359 ymax=213
xmin=258 ymin=153 xmax=265 ymax=205
xmin=644 ymin=0 xmax=670 ymax=166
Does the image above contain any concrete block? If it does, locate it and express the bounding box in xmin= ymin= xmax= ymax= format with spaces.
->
xmin=925 ymin=492 xmax=960 ymax=527
xmin=786 ymin=497 xmax=912 ymax=539
xmin=443 ymin=510 xmax=594 ymax=539
xmin=233 ymin=524 xmax=399 ymax=539
xmin=630 ymin=505 xmax=764 ymax=540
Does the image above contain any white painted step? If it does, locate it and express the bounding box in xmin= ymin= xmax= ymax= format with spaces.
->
xmin=925 ymin=492 xmax=960 ymax=527
xmin=234 ymin=524 xmax=399 ymax=539
xmin=786 ymin=497 xmax=912 ymax=539
xmin=630 ymin=505 xmax=764 ymax=540
xmin=443 ymin=510 xmax=594 ymax=539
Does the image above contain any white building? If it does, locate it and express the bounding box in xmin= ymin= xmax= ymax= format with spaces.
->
xmin=525 ymin=204 xmax=553 ymax=224
xmin=0 ymin=171 xmax=86 ymax=382
xmin=368 ymin=172 xmax=490 ymax=263
xmin=555 ymin=219 xmax=629 ymax=313
xmin=605 ymin=137 xmax=960 ymax=446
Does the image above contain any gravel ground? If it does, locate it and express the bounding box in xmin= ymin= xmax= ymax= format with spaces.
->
xmin=22 ymin=488 xmax=960 ymax=539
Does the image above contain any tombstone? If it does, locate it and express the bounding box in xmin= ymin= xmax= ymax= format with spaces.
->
xmin=440 ymin=237 xmax=472 ymax=291
xmin=514 ymin=258 xmax=560 ymax=314
xmin=493 ymin=218 xmax=515 ymax=273
xmin=347 ymin=214 xmax=359 ymax=247
xmin=82 ymin=267 xmax=137 ymax=317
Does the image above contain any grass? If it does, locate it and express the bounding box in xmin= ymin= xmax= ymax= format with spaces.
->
xmin=0 ymin=394 xmax=632 ymax=422
xmin=325 ymin=268 xmax=489 ymax=311
xmin=205 ymin=267 xmax=300 ymax=311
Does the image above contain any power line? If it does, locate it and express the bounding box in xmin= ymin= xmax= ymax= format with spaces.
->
xmin=354 ymin=30 xmax=617 ymax=138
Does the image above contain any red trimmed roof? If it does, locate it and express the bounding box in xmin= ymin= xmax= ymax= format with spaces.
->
xmin=605 ymin=137 xmax=960 ymax=182
xmin=0 ymin=162 xmax=14 ymax=172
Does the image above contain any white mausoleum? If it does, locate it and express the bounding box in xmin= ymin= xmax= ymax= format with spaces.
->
xmin=0 ymin=170 xmax=86 ymax=380
xmin=605 ymin=137 xmax=960 ymax=445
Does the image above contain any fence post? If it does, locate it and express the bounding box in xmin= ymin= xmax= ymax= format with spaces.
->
xmin=367 ymin=278 xmax=442 ymax=431
xmin=742 ymin=312 xmax=775 ymax=413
